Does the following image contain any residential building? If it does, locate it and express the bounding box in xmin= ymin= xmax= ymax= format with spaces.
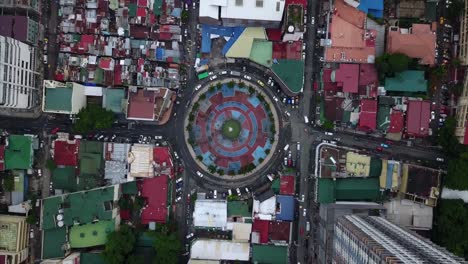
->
xmin=387 ymin=24 xmax=436 ymax=66
xmin=41 ymin=185 xmax=120 ymax=260
xmin=4 ymin=135 xmax=34 ymax=170
xmin=324 ymin=0 xmax=377 ymax=63
xmin=0 ymin=214 xmax=29 ymax=264
xmin=333 ymin=215 xmax=464 ymax=263
xmin=251 ymin=244 xmax=288 ymax=264
xmin=42 ymin=81 xmax=87 ymax=114
xmin=399 ymin=164 xmax=440 ymax=207
xmin=199 ymin=0 xmax=286 ymax=28
xmin=189 ymin=239 xmax=250 ymax=261
xmin=460 ymin=1 xmax=468 ymax=65
xmin=317 ymin=202 xmax=385 ymax=264
xmin=0 ymin=36 xmax=40 ymax=109
xmin=384 ymin=70 xmax=428 ymax=94
xmin=0 ymin=0 xmax=41 ymax=13
xmin=0 ymin=16 xmax=40 ymax=46
xmin=405 ymin=100 xmax=431 ymax=138
xmin=193 ymin=199 xmax=227 ymax=229
xmin=455 ymin=69 xmax=468 ymax=144
xmin=126 ymin=87 xmax=175 ymax=124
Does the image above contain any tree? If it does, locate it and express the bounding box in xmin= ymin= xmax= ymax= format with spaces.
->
xmin=227 ymin=80 xmax=235 ymax=88
xmin=46 ymin=158 xmax=57 ymax=171
xmin=216 ymin=82 xmax=222 ymax=90
xmin=103 ymin=225 xmax=137 ymax=264
xmin=322 ymin=119 xmax=334 ymax=130
xmin=445 ymin=153 xmax=468 ymax=190
xmin=375 ymin=53 xmax=411 ymax=79
xmin=248 ymin=86 xmax=255 ymax=94
xmin=186 ymin=124 xmax=192 ymax=132
xmin=199 ymin=93 xmax=206 ymax=100
xmin=238 ymin=81 xmax=245 ymax=88
xmin=3 ymin=173 xmax=14 ymax=192
xmin=181 ymin=10 xmax=189 ymax=23
xmin=209 ymin=85 xmax=215 ymax=93
xmin=26 ymin=210 xmax=37 ymax=225
xmin=73 ymin=105 xmax=115 ymax=133
xmin=153 ymin=225 xmax=182 ymax=264
xmin=438 ymin=117 xmax=460 ymax=157
xmin=217 ymin=169 xmax=224 ymax=175
xmin=128 ymin=256 xmax=144 ymax=264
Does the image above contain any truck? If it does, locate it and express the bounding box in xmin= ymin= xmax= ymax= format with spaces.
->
xmin=195 ymin=64 xmax=209 ymax=73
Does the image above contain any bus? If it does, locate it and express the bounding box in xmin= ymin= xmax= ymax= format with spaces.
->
xmin=198 ymin=72 xmax=209 ymax=80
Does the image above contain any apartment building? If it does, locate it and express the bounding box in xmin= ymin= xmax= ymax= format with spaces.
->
xmin=333 ymin=215 xmax=464 ymax=263
xmin=0 ymin=214 xmax=29 ymax=264
xmin=0 ymin=36 xmax=40 ymax=109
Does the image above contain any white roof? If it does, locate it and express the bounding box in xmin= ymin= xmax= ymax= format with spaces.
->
xmin=190 ymin=239 xmax=250 ymax=261
xmin=193 ymin=200 xmax=227 ymax=228
xmin=188 ymin=260 xmax=220 ymax=264
xmin=128 ymin=144 xmax=154 ymax=177
xmin=253 ymin=196 xmax=276 ymax=215
xmin=384 ymin=199 xmax=433 ymax=229
xmin=232 ymin=223 xmax=252 ymax=242
xmin=200 ymin=0 xmax=285 ymax=22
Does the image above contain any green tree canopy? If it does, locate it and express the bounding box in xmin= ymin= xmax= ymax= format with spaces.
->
xmin=153 ymin=225 xmax=182 ymax=264
xmin=73 ymin=105 xmax=115 ymax=133
xmin=445 ymin=152 xmax=468 ymax=190
xmin=438 ymin=117 xmax=460 ymax=157
xmin=3 ymin=172 xmax=14 ymax=192
xmin=375 ymin=53 xmax=411 ymax=79
xmin=103 ymin=225 xmax=137 ymax=264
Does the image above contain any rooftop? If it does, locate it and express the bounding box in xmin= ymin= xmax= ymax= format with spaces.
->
xmin=226 ymin=27 xmax=268 ymax=58
xmin=271 ymin=59 xmax=304 ymax=94
xmin=78 ymin=141 xmax=104 ymax=190
xmin=333 ymin=64 xmax=360 ymax=93
xmin=103 ymin=88 xmax=126 ymax=113
xmin=52 ymin=167 xmax=77 ymax=191
xmin=104 ymin=143 xmax=130 ymax=184
xmin=400 ymin=164 xmax=440 ymax=206
xmin=384 ymin=70 xmax=427 ymax=93
xmin=190 ymin=239 xmax=250 ymax=261
xmin=139 ymin=176 xmax=168 ymax=224
xmin=280 ymin=175 xmax=295 ymax=195
xmin=387 ymin=24 xmax=436 ymax=66
xmin=358 ymin=0 xmax=384 ymax=18
xmin=276 ymin=195 xmax=295 ymax=221
xmin=42 ymin=228 xmax=67 ymax=259
xmin=53 ymin=139 xmax=79 ymax=166
xmin=69 ymin=220 xmax=116 ymax=248
xmin=227 ymin=201 xmax=251 ymax=218
xmin=127 ymin=89 xmax=155 ymax=121
xmin=249 ymin=40 xmax=273 ymax=67
xmin=318 ymin=177 xmax=380 ymax=203
xmin=359 ymin=99 xmax=378 ymax=130
xmin=406 ymin=100 xmax=431 ymax=137
xmin=269 ymin=221 xmax=291 ymax=242
xmin=0 ymin=215 xmax=25 ymax=252
xmin=193 ymin=200 xmax=227 ymax=228
xmin=128 ymin=144 xmax=154 ymax=178
xmin=252 ymin=244 xmax=288 ymax=264
xmin=5 ymin=135 xmax=33 ymax=170
xmin=388 ymin=110 xmax=405 ymax=133
xmin=252 ymin=219 xmax=269 ymax=244
xmin=44 ymin=87 xmax=73 ymax=112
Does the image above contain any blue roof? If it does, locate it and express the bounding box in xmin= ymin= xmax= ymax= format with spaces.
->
xmin=156 ymin=48 xmax=164 ymax=60
xmin=275 ymin=195 xmax=295 ymax=221
xmin=200 ymin=24 xmax=245 ymax=54
xmin=358 ymin=0 xmax=384 ymax=18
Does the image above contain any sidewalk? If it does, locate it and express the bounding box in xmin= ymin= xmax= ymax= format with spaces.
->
xmin=0 ymin=107 xmax=42 ymax=119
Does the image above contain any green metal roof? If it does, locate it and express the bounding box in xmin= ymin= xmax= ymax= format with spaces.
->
xmin=252 ymin=245 xmax=288 ymax=264
xmin=52 ymin=167 xmax=77 ymax=191
xmin=42 ymin=228 xmax=67 ymax=259
xmin=227 ymin=201 xmax=251 ymax=217
xmin=69 ymin=220 xmax=115 ymax=248
xmin=104 ymin=88 xmax=125 ymax=113
xmin=42 ymin=196 xmax=63 ymax=230
xmin=271 ymin=177 xmax=280 ymax=194
xmin=44 ymin=87 xmax=73 ymax=112
xmin=271 ymin=59 xmax=304 ymax=94
xmin=318 ymin=177 xmax=380 ymax=203
xmin=78 ymin=141 xmax=104 ymax=190
xmin=80 ymin=253 xmax=106 ymax=264
xmin=384 ymin=70 xmax=427 ymax=93
xmin=425 ymin=1 xmax=437 ymax=22
xmin=5 ymin=135 xmax=33 ymax=170
xmin=129 ymin=3 xmax=137 ymax=17
xmin=377 ymin=105 xmax=391 ymax=131
xmin=249 ymin=40 xmax=273 ymax=67
xmin=122 ymin=181 xmax=138 ymax=195
xmin=153 ymin=0 xmax=163 ymax=15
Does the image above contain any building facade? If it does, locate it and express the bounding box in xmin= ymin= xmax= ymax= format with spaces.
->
xmin=455 ymin=68 xmax=468 ymax=144
xmin=0 ymin=36 xmax=40 ymax=109
xmin=0 ymin=214 xmax=29 ymax=264
xmin=333 ymin=215 xmax=464 ymax=263
xmin=459 ymin=0 xmax=468 ymax=65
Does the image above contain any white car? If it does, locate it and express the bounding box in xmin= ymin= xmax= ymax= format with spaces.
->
xmin=192 ymin=2 xmax=196 ymax=9
xmin=176 ymin=177 xmax=183 ymax=183
xmin=186 ymin=233 xmax=194 ymax=239
xmin=301 ymin=194 xmax=305 ymax=202
xmin=267 ymin=174 xmax=274 ymax=181
xmin=196 ymin=171 xmax=204 ymax=178
xmin=236 ymin=188 xmax=241 ymax=196
xmin=436 ymin=157 xmax=445 ymax=162
xmin=209 ymin=75 xmax=217 ymax=81
xmin=195 ymin=84 xmax=202 ymax=91
xmin=311 ymin=17 xmax=315 ymax=25
xmin=228 ymin=189 xmax=232 ymax=196
xmin=245 ymin=187 xmax=250 ymax=193
xmin=325 ymin=132 xmax=333 ymax=136
xmin=38 ymin=169 xmax=42 ymax=177
xmin=30 ymin=228 xmax=34 ymax=239
xmin=174 ymin=151 xmax=179 ymax=159
xmin=213 ymin=190 xmax=217 ymax=199
xmin=273 ymin=96 xmax=279 ymax=102
xmin=285 ymin=111 xmax=291 ymax=117
xmin=220 ymin=71 xmax=227 ymax=75
xmin=155 ymin=135 xmax=163 ymax=140
xmin=303 ymin=208 xmax=307 ymax=216
xmin=431 ymin=111 xmax=435 ymax=120
xmin=243 ymin=75 xmax=252 ymax=80
xmin=175 ymin=196 xmax=182 ymax=202
xmin=208 ymin=71 xmax=214 ymax=75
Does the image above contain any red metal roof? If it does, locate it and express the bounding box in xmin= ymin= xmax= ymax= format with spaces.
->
xmin=359 ymin=99 xmax=377 ymax=130
xmin=127 ymin=89 xmax=155 ymax=120
xmin=334 ymin=64 xmax=359 ymax=93
xmin=324 ymin=97 xmax=344 ymax=122
xmin=54 ymin=140 xmax=79 ymax=166
xmin=286 ymin=0 xmax=307 ymax=6
xmin=388 ymin=110 xmax=404 ymax=133
xmin=98 ymin=58 xmax=112 ymax=70
xmin=137 ymin=7 xmax=147 ymax=17
xmin=140 ymin=175 xmax=168 ymax=224
xmin=137 ymin=0 xmax=148 ymax=6
xmin=406 ymin=100 xmax=431 ymax=137
xmin=153 ymin=147 xmax=174 ymax=177
xmin=266 ymin=29 xmax=283 ymax=41
xmin=252 ymin=219 xmax=269 ymax=244
xmin=0 ymin=255 xmax=5 ymax=264
xmin=269 ymin=221 xmax=291 ymax=242
xmin=359 ymin=64 xmax=378 ymax=86
xmin=280 ymin=176 xmax=295 ymax=195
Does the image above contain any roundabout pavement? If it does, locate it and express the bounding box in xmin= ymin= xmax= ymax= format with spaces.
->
xmin=173 ymin=70 xmax=290 ymax=191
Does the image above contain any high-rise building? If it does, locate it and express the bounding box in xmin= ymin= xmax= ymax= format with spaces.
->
xmin=0 ymin=36 xmax=41 ymax=109
xmin=333 ymin=215 xmax=464 ymax=263
xmin=456 ymin=1 xmax=468 ymax=144
xmin=0 ymin=214 xmax=30 ymax=264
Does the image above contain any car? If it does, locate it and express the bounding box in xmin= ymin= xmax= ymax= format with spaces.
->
xmin=287 ymin=98 xmax=292 ymax=104
xmin=37 ymin=169 xmax=42 ymax=177
xmin=436 ymin=157 xmax=445 ymax=162
xmin=284 ymin=157 xmax=288 ymax=166
xmin=51 ymin=127 xmax=60 ymax=134
xmin=228 ymin=189 xmax=232 ymax=196
xmin=175 ymin=196 xmax=182 ymax=202
xmin=184 ymin=29 xmax=188 ymax=37
xmin=302 ymin=43 xmax=306 ymax=50
xmin=104 ymin=136 xmax=109 ymax=141
xmin=311 ymin=17 xmax=315 ymax=25
xmin=155 ymin=135 xmax=163 ymax=140
xmin=333 ymin=137 xmax=341 ymax=142
xmin=43 ymin=54 xmax=48 ymax=64
xmin=209 ymin=75 xmax=218 ymax=81
xmin=245 ymin=187 xmax=250 ymax=193
xmin=186 ymin=233 xmax=194 ymax=239
xmin=257 ymin=80 xmax=265 ymax=87
xmin=273 ymin=96 xmax=279 ymax=102
xmin=304 ymin=116 xmax=309 ymax=124
xmin=111 ymin=134 xmax=117 ymax=141
xmin=267 ymin=174 xmax=274 ymax=181
xmin=243 ymin=75 xmax=252 ymax=80
xmin=208 ymin=71 xmax=214 ymax=75
xmin=282 ymin=97 xmax=287 ymax=104
xmin=301 ymin=194 xmax=305 ymax=202
xmin=196 ymin=171 xmax=204 ymax=177
xmin=291 ymin=98 xmax=295 ymax=105
xmin=376 ymin=146 xmax=383 ymax=152
xmin=440 ymin=113 xmax=448 ymax=118
xmin=220 ymin=71 xmax=227 ymax=75
xmin=30 ymin=228 xmax=34 ymax=239
xmin=285 ymin=111 xmax=291 ymax=117
xmin=174 ymin=151 xmax=179 ymax=159
xmin=213 ymin=190 xmax=217 ymax=199
xmin=176 ymin=177 xmax=183 ymax=184
xmin=192 ymin=2 xmax=196 ymax=9
xmin=236 ymin=188 xmax=241 ymax=196
xmin=380 ymin=143 xmax=389 ymax=148
xmin=195 ymin=84 xmax=202 ymax=91
xmin=97 ymin=135 xmax=105 ymax=140
xmin=303 ymin=208 xmax=307 ymax=216
xmin=431 ymin=111 xmax=436 ymax=120
xmin=297 ymin=142 xmax=301 ymax=151
xmin=325 ymin=132 xmax=333 ymax=136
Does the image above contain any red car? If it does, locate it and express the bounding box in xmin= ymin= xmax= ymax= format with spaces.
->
xmin=51 ymin=127 xmax=60 ymax=134
xmin=376 ymin=146 xmax=383 ymax=152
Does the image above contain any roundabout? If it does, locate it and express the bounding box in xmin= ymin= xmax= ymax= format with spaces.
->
xmin=185 ymin=78 xmax=280 ymax=177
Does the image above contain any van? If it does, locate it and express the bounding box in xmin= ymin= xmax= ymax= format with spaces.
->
xmin=297 ymin=142 xmax=301 ymax=151
xmin=304 ymin=116 xmax=309 ymax=124
xmin=230 ymin=71 xmax=241 ymax=76
xmin=284 ymin=144 xmax=290 ymax=151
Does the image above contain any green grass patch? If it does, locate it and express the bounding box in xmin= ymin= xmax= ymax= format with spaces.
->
xmin=222 ymin=119 xmax=241 ymax=140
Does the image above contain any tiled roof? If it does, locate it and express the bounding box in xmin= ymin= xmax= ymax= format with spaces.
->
xmin=127 ymin=89 xmax=155 ymax=120
xmin=387 ymin=24 xmax=436 ymax=66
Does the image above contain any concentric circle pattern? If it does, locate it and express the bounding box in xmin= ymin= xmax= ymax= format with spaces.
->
xmin=189 ymin=83 xmax=275 ymax=175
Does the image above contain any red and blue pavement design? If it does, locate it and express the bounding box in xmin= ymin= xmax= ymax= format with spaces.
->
xmin=190 ymin=85 xmax=274 ymax=174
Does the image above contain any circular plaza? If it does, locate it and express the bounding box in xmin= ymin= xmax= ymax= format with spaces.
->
xmin=185 ymin=78 xmax=279 ymax=177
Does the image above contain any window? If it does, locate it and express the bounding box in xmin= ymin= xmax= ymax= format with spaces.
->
xmin=256 ymin=0 xmax=263 ymax=7
xmin=276 ymin=2 xmax=280 ymax=11
xmin=235 ymin=0 xmax=243 ymax=6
